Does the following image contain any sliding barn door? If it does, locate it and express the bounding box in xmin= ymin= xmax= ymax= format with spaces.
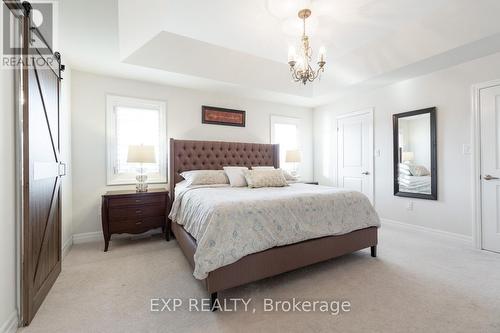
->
xmin=20 ymin=3 xmax=65 ymax=324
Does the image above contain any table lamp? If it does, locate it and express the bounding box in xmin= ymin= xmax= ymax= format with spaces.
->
xmin=285 ymin=149 xmax=302 ymax=177
xmin=127 ymin=144 xmax=156 ymax=192
xmin=402 ymin=151 xmax=415 ymax=163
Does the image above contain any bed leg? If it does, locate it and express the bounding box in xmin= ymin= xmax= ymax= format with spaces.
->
xmin=371 ymin=246 xmax=377 ymax=258
xmin=210 ymin=292 xmax=218 ymax=311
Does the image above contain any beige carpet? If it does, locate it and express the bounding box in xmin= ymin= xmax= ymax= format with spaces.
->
xmin=19 ymin=224 xmax=500 ymax=333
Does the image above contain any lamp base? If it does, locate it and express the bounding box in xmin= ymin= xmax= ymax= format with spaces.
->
xmin=136 ymin=173 xmax=148 ymax=192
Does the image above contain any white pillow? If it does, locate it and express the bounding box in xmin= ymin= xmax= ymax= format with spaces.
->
xmin=180 ymin=170 xmax=229 ymax=186
xmin=243 ymin=169 xmax=288 ymax=188
xmin=223 ymin=166 xmax=249 ymax=187
xmin=252 ymin=166 xmax=298 ymax=181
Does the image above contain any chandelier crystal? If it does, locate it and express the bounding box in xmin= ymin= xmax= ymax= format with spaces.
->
xmin=287 ymin=9 xmax=326 ymax=85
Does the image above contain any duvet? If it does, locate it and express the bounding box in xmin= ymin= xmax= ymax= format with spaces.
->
xmin=169 ymin=183 xmax=380 ymax=279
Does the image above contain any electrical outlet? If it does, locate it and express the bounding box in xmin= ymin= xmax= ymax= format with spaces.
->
xmin=407 ymin=201 xmax=414 ymax=211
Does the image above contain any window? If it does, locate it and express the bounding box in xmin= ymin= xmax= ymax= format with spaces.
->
xmin=270 ymin=115 xmax=300 ymax=170
xmin=106 ymin=95 xmax=167 ymax=185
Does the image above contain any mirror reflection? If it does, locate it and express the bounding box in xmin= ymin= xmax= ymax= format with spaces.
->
xmin=398 ymin=114 xmax=431 ymax=195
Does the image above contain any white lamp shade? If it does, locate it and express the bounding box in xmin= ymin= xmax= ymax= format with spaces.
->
xmin=285 ymin=150 xmax=302 ymax=163
xmin=402 ymin=151 xmax=415 ymax=162
xmin=127 ymin=145 xmax=156 ymax=163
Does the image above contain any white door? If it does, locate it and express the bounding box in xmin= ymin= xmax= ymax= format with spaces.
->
xmin=480 ymin=85 xmax=500 ymax=253
xmin=337 ymin=110 xmax=374 ymax=203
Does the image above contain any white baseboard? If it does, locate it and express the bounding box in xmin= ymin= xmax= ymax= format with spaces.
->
xmin=382 ymin=218 xmax=473 ymax=243
xmin=72 ymin=231 xmax=101 ymax=244
xmin=72 ymin=228 xmax=163 ymax=245
xmin=0 ymin=311 xmax=18 ymax=333
xmin=62 ymin=236 xmax=73 ymax=259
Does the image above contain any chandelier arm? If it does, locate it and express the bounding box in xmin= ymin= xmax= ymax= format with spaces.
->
xmin=290 ymin=68 xmax=300 ymax=82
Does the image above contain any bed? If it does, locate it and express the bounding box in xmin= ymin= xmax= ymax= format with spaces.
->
xmin=398 ymin=163 xmax=432 ymax=194
xmin=168 ymin=139 xmax=380 ymax=308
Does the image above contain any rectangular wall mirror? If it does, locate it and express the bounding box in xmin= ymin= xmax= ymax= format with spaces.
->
xmin=393 ymin=107 xmax=437 ymax=200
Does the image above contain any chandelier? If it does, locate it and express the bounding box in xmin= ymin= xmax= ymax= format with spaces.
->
xmin=287 ymin=9 xmax=326 ymax=85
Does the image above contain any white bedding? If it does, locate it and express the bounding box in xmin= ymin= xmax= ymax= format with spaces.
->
xmin=169 ymin=183 xmax=380 ymax=279
xmin=399 ymin=175 xmax=431 ymax=194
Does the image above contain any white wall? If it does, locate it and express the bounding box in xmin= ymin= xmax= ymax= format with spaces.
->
xmin=71 ymin=70 xmax=313 ymax=235
xmin=314 ymin=51 xmax=500 ymax=237
xmin=0 ymin=40 xmax=18 ymax=333
xmin=61 ymin=67 xmax=73 ymax=255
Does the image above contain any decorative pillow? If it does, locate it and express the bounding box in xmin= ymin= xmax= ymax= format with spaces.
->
xmin=252 ymin=166 xmax=299 ymax=181
xmin=399 ymin=163 xmax=413 ymax=176
xmin=243 ymin=169 xmax=288 ymax=188
xmin=180 ymin=170 xmax=229 ymax=186
xmin=409 ymin=165 xmax=431 ymax=176
xmin=252 ymin=166 xmax=298 ymax=181
xmin=223 ymin=166 xmax=249 ymax=187
xmin=251 ymin=166 xmax=274 ymax=169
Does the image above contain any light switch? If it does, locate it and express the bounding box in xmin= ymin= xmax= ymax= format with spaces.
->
xmin=462 ymin=144 xmax=472 ymax=155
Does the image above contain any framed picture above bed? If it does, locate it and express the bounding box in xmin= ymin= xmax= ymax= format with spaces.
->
xmin=393 ymin=107 xmax=437 ymax=200
xmin=202 ymin=105 xmax=246 ymax=127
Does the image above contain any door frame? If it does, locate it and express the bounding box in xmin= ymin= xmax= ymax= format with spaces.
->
xmin=336 ymin=108 xmax=375 ymax=204
xmin=471 ymin=79 xmax=500 ymax=250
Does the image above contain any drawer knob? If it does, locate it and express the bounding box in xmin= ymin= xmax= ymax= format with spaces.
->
xmin=135 ymin=210 xmax=142 ymax=214
xmin=135 ymin=199 xmax=142 ymax=203
xmin=136 ymin=221 xmax=143 ymax=225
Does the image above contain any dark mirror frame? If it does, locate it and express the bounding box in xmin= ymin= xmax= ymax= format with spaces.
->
xmin=393 ymin=107 xmax=437 ymax=200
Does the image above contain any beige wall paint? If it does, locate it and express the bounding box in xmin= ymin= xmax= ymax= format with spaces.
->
xmin=71 ymin=70 xmax=314 ymax=235
xmin=314 ymin=51 xmax=500 ymax=237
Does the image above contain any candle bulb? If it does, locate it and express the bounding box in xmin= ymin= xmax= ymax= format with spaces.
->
xmin=318 ymin=46 xmax=326 ymax=63
xmin=288 ymin=46 xmax=296 ymax=62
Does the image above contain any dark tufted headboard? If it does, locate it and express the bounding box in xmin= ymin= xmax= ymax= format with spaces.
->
xmin=169 ymin=139 xmax=279 ymax=198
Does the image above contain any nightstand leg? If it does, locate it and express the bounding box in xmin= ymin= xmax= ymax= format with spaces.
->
xmin=104 ymin=237 xmax=110 ymax=252
xmin=371 ymin=245 xmax=377 ymax=257
xmin=165 ymin=219 xmax=171 ymax=241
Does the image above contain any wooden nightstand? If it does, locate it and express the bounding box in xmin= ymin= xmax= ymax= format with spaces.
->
xmin=101 ymin=189 xmax=170 ymax=252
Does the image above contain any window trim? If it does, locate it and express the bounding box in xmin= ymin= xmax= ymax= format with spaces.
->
xmin=106 ymin=95 xmax=167 ymax=186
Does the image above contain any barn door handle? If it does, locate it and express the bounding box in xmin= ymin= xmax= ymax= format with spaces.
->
xmin=59 ymin=162 xmax=67 ymax=177
xmin=361 ymin=171 xmax=370 ymax=175
xmin=483 ymin=175 xmax=499 ymax=181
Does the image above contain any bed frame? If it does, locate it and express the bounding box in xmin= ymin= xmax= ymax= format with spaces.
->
xmin=168 ymin=139 xmax=378 ymax=308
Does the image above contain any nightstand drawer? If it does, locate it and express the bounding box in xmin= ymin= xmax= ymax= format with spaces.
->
xmin=108 ymin=195 xmax=166 ymax=208
xmin=108 ymin=205 xmax=165 ymax=219
xmin=109 ymin=216 xmax=165 ymax=234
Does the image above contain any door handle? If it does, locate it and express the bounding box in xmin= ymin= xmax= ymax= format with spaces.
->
xmin=483 ymin=175 xmax=499 ymax=181
xmin=59 ymin=162 xmax=67 ymax=177
xmin=361 ymin=171 xmax=370 ymax=175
